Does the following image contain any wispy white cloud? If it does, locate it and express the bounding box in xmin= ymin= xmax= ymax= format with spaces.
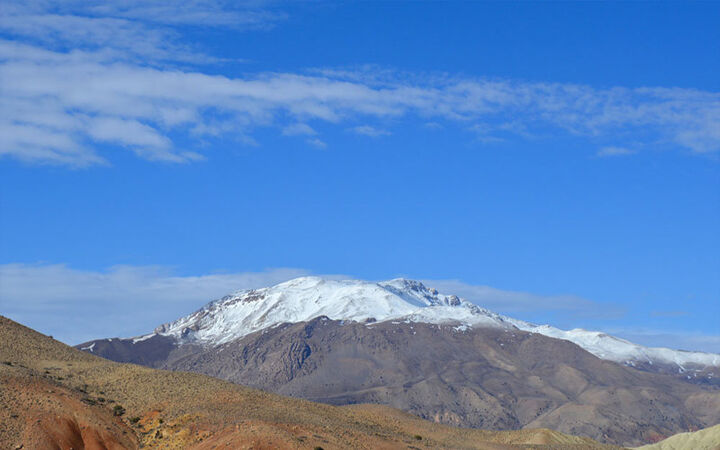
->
xmin=596 ymin=146 xmax=636 ymax=157
xmin=423 ymin=278 xmax=626 ymax=320
xmin=0 ymin=263 xmax=315 ymax=343
xmin=1 ymin=1 xmax=719 ymax=166
xmin=282 ymin=123 xmax=317 ymax=136
xmin=351 ymin=125 xmax=391 ymax=137
xmin=608 ymin=328 xmax=720 ymax=354
xmin=306 ymin=138 xmax=327 ymax=149
xmin=0 ymin=2 xmax=283 ymax=66
xmin=3 ymin=43 xmax=718 ymax=166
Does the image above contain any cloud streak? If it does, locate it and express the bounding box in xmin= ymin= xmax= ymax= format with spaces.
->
xmin=2 ymin=44 xmax=718 ymax=166
xmin=422 ymin=278 xmax=626 ymax=320
xmin=1 ymin=1 xmax=719 ymax=166
xmin=596 ymin=146 xmax=636 ymax=157
xmin=609 ymin=328 xmax=720 ymax=354
xmin=0 ymin=263 xmax=314 ymax=343
xmin=0 ymin=1 xmax=285 ymax=54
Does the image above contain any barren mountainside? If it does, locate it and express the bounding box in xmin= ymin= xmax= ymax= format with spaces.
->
xmin=0 ymin=315 xmax=619 ymax=449
xmin=82 ymin=315 xmax=720 ymax=447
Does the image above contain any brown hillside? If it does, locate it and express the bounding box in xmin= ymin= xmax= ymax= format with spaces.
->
xmin=634 ymin=424 xmax=720 ymax=450
xmin=87 ymin=317 xmax=720 ymax=446
xmin=0 ymin=315 xmax=617 ymax=449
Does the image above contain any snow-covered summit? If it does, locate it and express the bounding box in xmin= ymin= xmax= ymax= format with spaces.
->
xmin=153 ymin=276 xmax=513 ymax=345
xmin=149 ymin=276 xmax=720 ymax=368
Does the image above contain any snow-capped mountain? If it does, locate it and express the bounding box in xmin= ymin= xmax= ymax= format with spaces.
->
xmin=145 ymin=276 xmax=719 ymax=369
xmin=78 ymin=276 xmax=720 ymax=446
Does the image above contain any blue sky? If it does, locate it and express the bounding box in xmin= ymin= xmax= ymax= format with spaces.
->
xmin=0 ymin=1 xmax=718 ymax=350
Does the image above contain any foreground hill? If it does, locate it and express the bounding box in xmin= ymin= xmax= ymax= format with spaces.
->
xmin=635 ymin=424 xmax=720 ymax=450
xmin=0 ymin=315 xmax=615 ymax=449
xmin=77 ymin=277 xmax=720 ymax=446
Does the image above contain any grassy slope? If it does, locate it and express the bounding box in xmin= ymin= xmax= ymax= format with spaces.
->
xmin=0 ymin=315 xmax=619 ymax=449
xmin=635 ymin=424 xmax=720 ymax=450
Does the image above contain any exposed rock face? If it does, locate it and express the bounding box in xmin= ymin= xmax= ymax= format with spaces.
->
xmin=80 ymin=317 xmax=720 ymax=447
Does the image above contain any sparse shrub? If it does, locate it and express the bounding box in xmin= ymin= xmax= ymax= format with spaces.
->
xmin=82 ymin=398 xmax=97 ymax=406
xmin=158 ymin=418 xmax=163 ymax=424
xmin=314 ymin=447 xmax=324 ymax=450
xmin=97 ymin=397 xmax=105 ymax=403
xmin=414 ymin=435 xmax=423 ymax=440
xmin=129 ymin=416 xmax=140 ymax=424
xmin=3 ymin=361 xmax=12 ymax=366
xmin=113 ymin=405 xmax=126 ymax=416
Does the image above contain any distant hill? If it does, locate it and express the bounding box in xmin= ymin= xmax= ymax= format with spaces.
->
xmin=0 ymin=315 xmax=615 ymax=449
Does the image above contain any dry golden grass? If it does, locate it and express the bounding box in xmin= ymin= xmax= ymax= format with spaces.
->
xmin=1 ymin=316 xmax=620 ymax=449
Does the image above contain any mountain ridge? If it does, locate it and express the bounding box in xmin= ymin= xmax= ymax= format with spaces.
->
xmin=118 ymin=276 xmax=719 ymax=372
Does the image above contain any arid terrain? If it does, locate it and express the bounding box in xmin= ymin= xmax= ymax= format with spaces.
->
xmin=635 ymin=424 xmax=720 ymax=450
xmin=1 ymin=315 xmax=620 ymax=449
xmin=81 ymin=316 xmax=720 ymax=447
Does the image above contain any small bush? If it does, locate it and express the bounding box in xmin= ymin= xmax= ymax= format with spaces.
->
xmin=314 ymin=447 xmax=324 ymax=450
xmin=414 ymin=435 xmax=423 ymax=440
xmin=113 ymin=405 xmax=126 ymax=416
xmin=129 ymin=416 xmax=140 ymax=424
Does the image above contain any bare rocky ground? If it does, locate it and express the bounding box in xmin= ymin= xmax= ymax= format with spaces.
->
xmin=1 ymin=315 xmax=618 ymax=450
xmin=81 ymin=317 xmax=720 ymax=447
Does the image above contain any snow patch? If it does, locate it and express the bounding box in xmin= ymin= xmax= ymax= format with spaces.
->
xmin=132 ymin=334 xmax=155 ymax=344
xmin=80 ymin=342 xmax=95 ymax=352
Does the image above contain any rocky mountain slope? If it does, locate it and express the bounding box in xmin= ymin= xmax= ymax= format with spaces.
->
xmin=0 ymin=315 xmax=617 ymax=449
xmin=77 ymin=277 xmax=720 ymax=447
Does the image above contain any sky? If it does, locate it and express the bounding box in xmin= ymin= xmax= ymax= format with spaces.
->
xmin=0 ymin=1 xmax=719 ymax=351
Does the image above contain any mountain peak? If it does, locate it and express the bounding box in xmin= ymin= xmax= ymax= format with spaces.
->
xmin=145 ymin=276 xmax=719 ymax=369
xmin=152 ymin=276 xmax=499 ymax=345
